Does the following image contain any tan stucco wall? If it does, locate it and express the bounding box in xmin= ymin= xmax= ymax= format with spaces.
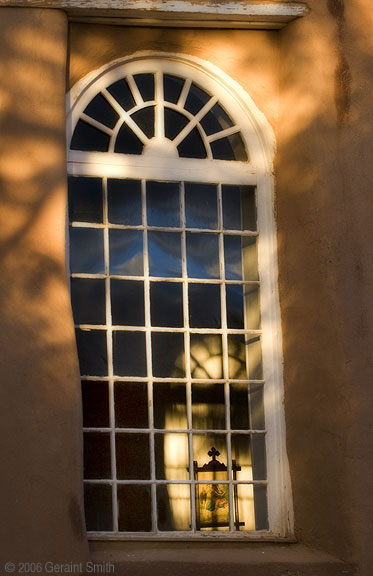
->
xmin=0 ymin=7 xmax=89 ymax=568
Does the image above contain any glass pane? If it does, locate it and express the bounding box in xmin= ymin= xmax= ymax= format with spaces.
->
xmin=157 ymin=484 xmax=191 ymax=531
xmin=107 ymin=78 xmax=136 ymax=111
xmin=75 ymin=329 xmax=107 ymax=377
xmin=193 ymin=434 xmax=228 ymax=479
xmin=164 ymin=108 xmax=189 ymax=140
xmin=107 ymin=179 xmax=142 ymax=226
xmin=84 ymin=432 xmax=111 ymax=479
xmin=230 ymin=383 xmax=249 ymax=430
xmin=70 ymin=278 xmax=106 ymax=325
xmin=226 ymin=284 xmax=244 ymax=330
xmin=192 ymin=383 xmax=225 ymax=430
xmin=153 ymin=383 xmax=187 ymax=429
xmin=148 ymin=231 xmax=182 ymax=278
xmin=117 ymin=485 xmax=152 ymax=532
xmin=163 ymin=74 xmax=184 ymax=104
xmin=186 ymin=233 xmax=220 ymax=279
xmin=253 ymin=484 xmax=269 ymax=530
xmin=190 ymin=334 xmax=223 ymax=379
xmin=184 ymin=83 xmax=211 ymax=115
xmin=249 ymin=384 xmax=265 ymax=430
xmin=115 ymin=382 xmax=148 ymax=428
xmin=150 ymin=281 xmax=183 ymax=328
xmin=68 ymin=177 xmax=103 ymax=224
xmin=235 ymin=484 xmax=255 ymax=531
xmin=228 ymin=335 xmax=263 ymax=380
xmin=245 ymin=285 xmax=261 ymax=330
xmin=185 ymin=183 xmax=218 ymax=230
xmin=133 ymin=73 xmax=155 ymax=101
xmin=113 ymin=331 xmax=147 ymax=377
xmin=109 ymin=229 xmax=143 ymax=276
xmin=251 ymin=434 xmax=267 ymax=480
xmin=83 ymin=93 xmax=119 ymax=129
xmin=84 ymin=483 xmax=113 ymax=532
xmin=152 ymin=332 xmax=185 ymax=378
xmin=189 ymin=284 xmax=221 ymax=329
xmin=111 ymin=279 xmax=145 ymax=326
xmin=82 ymin=381 xmax=110 ymax=428
xmin=155 ymin=433 xmax=189 ymax=480
xmin=211 ymin=133 xmax=248 ymax=162
xmin=231 ymin=434 xmax=253 ymax=481
xmin=222 ymin=185 xmax=257 ymax=231
xmin=69 ymin=228 xmax=105 ymax=275
xmin=70 ymin=119 xmax=110 ymax=152
xmin=178 ymin=127 xmax=207 ymax=159
xmin=200 ymin=103 xmax=233 ymax=136
xmin=131 ymin=106 xmax=155 ymax=138
xmin=224 ymin=236 xmax=258 ymax=281
xmin=116 ymin=433 xmax=150 ymax=479
xmin=115 ymin=123 xmax=144 ymax=155
xmin=146 ymin=181 xmax=180 ymax=228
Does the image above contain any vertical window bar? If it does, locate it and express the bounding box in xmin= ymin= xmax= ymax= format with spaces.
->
xmin=143 ymin=179 xmax=157 ymax=533
xmin=126 ymin=74 xmax=143 ymax=106
xmin=103 ymin=176 xmax=118 ymax=533
xmin=155 ymin=71 xmax=164 ymax=139
xmin=177 ymin=78 xmax=192 ymax=109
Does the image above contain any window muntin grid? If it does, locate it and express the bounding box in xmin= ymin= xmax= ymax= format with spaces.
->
xmin=69 ymin=176 xmax=268 ymax=535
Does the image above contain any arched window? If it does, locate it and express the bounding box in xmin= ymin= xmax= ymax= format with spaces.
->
xmin=67 ymin=54 xmax=291 ymax=539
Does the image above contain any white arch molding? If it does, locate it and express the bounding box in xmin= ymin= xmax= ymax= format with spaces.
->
xmin=67 ymin=52 xmax=293 ymax=539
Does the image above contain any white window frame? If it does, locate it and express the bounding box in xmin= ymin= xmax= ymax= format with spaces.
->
xmin=66 ymin=52 xmax=293 ymax=540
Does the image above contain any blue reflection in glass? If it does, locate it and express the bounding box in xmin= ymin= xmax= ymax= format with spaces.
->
xmin=226 ymin=284 xmax=244 ymax=329
xmin=69 ymin=228 xmax=105 ymax=274
xmin=185 ymin=183 xmax=218 ymax=230
xmin=109 ymin=230 xmax=143 ymax=276
xmin=186 ymin=233 xmax=219 ymax=279
xmin=148 ymin=232 xmax=182 ymax=278
xmin=147 ymin=181 xmax=180 ymax=228
xmin=224 ymin=236 xmax=242 ymax=280
xmin=108 ymin=179 xmax=142 ymax=226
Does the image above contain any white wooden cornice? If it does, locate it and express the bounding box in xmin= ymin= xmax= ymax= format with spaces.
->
xmin=0 ymin=1 xmax=309 ymax=29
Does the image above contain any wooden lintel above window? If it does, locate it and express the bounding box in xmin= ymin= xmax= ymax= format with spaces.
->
xmin=0 ymin=1 xmax=309 ymax=29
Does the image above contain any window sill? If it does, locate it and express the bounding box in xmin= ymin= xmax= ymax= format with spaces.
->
xmin=89 ymin=541 xmax=357 ymax=576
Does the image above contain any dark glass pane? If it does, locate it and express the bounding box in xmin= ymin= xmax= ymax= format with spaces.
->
xmin=190 ymin=334 xmax=223 ymax=379
xmin=134 ymin=73 xmax=155 ymax=101
xmin=155 ymin=433 xmax=189 ymax=479
xmin=70 ymin=119 xmax=110 ymax=152
xmin=111 ymin=279 xmax=145 ymax=326
xmin=251 ymin=434 xmax=267 ymax=480
xmin=150 ymin=282 xmax=183 ymax=328
xmin=224 ymin=236 xmax=258 ymax=281
xmin=230 ymin=383 xmax=249 ymax=430
xmin=184 ymin=83 xmax=211 ymax=115
xmin=131 ymin=106 xmax=155 ymax=139
xmin=226 ymin=284 xmax=244 ymax=330
xmin=178 ymin=127 xmax=207 ymax=159
xmin=163 ymin=74 xmax=184 ymax=104
xmin=107 ymin=78 xmax=136 ymax=111
xmin=249 ymin=384 xmax=265 ymax=430
xmin=200 ymin=103 xmax=234 ymax=136
xmin=186 ymin=233 xmax=220 ymax=279
xmin=192 ymin=383 xmax=225 ymax=430
xmin=75 ymin=329 xmax=107 ymax=377
xmin=69 ymin=228 xmax=105 ymax=274
xmin=70 ymin=278 xmax=106 ymax=325
xmin=211 ymin=133 xmax=248 ymax=161
xmin=115 ymin=123 xmax=144 ymax=155
xmin=84 ymin=483 xmax=113 ymax=532
xmin=83 ymin=93 xmax=119 ymax=129
xmin=193 ymin=434 xmax=228 ymax=479
xmin=185 ymin=183 xmax=218 ymax=229
xmin=148 ymin=231 xmax=182 ymax=278
xmin=115 ymin=382 xmax=148 ymax=429
xmin=109 ymin=229 xmax=143 ymax=276
xmin=152 ymin=332 xmax=185 ymax=378
xmin=107 ymin=179 xmax=142 ymax=225
xmin=117 ymin=485 xmax=152 ymax=532
xmin=164 ymin=108 xmax=189 ymax=140
xmin=68 ymin=177 xmax=103 ymax=223
xmin=113 ymin=331 xmax=147 ymax=377
xmin=253 ymin=484 xmax=269 ymax=530
xmin=157 ymin=485 xmax=191 ymax=531
xmin=245 ymin=285 xmax=261 ymax=330
xmin=116 ymin=433 xmax=150 ymax=479
xmin=222 ymin=185 xmax=257 ymax=231
xmin=189 ymin=284 xmax=221 ymax=329
xmin=228 ymin=335 xmax=263 ymax=380
xmin=146 ymin=181 xmax=180 ymax=228
xmin=153 ymin=383 xmax=187 ymax=429
xmin=84 ymin=432 xmax=111 ymax=479
xmin=82 ymin=381 xmax=110 ymax=428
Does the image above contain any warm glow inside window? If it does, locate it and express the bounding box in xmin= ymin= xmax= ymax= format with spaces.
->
xmin=67 ymin=56 xmax=290 ymax=538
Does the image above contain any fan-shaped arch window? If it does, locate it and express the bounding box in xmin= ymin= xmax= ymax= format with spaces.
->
xmin=67 ymin=55 xmax=290 ymax=540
